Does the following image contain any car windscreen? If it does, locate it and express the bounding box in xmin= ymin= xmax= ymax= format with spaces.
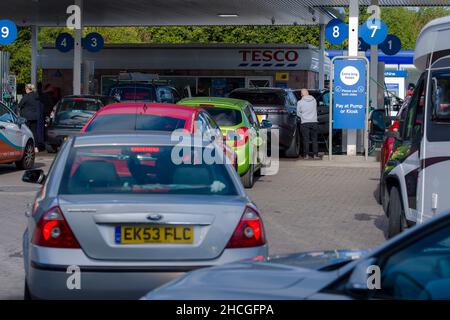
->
xmin=84 ymin=114 xmax=187 ymax=132
xmin=54 ymin=99 xmax=100 ymax=126
xmin=229 ymin=92 xmax=284 ymax=106
xmin=203 ymin=107 xmax=242 ymax=126
xmin=110 ymin=86 xmax=156 ymax=102
xmin=59 ymin=145 xmax=237 ymax=195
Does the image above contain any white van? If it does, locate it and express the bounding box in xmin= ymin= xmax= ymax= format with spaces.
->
xmin=370 ymin=16 xmax=450 ymax=238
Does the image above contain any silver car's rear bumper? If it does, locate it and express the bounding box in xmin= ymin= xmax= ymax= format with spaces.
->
xmin=28 ymin=266 xmax=184 ymax=299
xmin=26 ymin=244 xmax=268 ymax=299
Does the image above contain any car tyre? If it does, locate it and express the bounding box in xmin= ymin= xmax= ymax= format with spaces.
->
xmin=45 ymin=143 xmax=58 ymax=153
xmin=15 ymin=140 xmax=35 ymax=170
xmin=241 ymin=163 xmax=255 ymax=188
xmin=387 ymin=187 xmax=407 ymax=238
xmin=284 ymin=128 xmax=300 ymax=158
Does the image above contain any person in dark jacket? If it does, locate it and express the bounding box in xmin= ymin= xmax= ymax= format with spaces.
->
xmin=18 ymin=84 xmax=44 ymax=151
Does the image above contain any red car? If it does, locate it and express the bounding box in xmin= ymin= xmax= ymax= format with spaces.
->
xmin=380 ymin=97 xmax=409 ymax=173
xmin=81 ymin=102 xmax=237 ymax=167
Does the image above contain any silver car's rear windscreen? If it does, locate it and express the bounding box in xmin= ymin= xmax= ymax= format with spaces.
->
xmin=58 ymin=145 xmax=238 ymax=196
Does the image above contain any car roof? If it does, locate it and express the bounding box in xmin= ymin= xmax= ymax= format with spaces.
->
xmin=97 ymin=102 xmax=200 ymax=118
xmin=62 ymin=95 xmax=110 ymax=100
xmin=179 ymin=97 xmax=248 ymax=110
xmin=231 ymin=87 xmax=288 ymax=93
xmin=73 ymin=132 xmax=211 ymax=148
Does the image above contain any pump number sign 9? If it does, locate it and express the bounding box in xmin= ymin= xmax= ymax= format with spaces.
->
xmin=0 ymin=20 xmax=17 ymax=45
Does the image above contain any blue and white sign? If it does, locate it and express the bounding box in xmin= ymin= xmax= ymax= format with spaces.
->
xmin=333 ymin=59 xmax=367 ymax=129
xmin=384 ymin=70 xmax=408 ymax=78
xmin=380 ymin=34 xmax=401 ymax=56
xmin=358 ymin=38 xmax=370 ymax=52
xmin=0 ymin=19 xmax=17 ymax=45
xmin=359 ymin=19 xmax=388 ymax=45
xmin=83 ymin=32 xmax=104 ymax=52
xmin=325 ymin=19 xmax=349 ymax=45
xmin=55 ymin=33 xmax=74 ymax=53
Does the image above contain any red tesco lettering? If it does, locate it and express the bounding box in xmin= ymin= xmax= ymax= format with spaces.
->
xmin=239 ymin=50 xmax=299 ymax=62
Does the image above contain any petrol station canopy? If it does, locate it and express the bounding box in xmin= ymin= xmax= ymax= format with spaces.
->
xmin=3 ymin=0 xmax=449 ymax=27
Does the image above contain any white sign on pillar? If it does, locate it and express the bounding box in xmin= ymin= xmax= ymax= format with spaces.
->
xmin=346 ymin=0 xmax=360 ymax=156
xmin=67 ymin=2 xmax=83 ymax=95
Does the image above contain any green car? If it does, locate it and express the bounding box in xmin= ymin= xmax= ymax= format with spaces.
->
xmin=178 ymin=97 xmax=271 ymax=188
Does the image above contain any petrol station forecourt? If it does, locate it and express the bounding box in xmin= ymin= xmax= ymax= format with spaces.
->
xmin=0 ymin=0 xmax=450 ymax=302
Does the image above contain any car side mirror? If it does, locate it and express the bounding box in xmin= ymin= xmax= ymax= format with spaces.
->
xmin=260 ymin=120 xmax=272 ymax=128
xmin=369 ymin=110 xmax=386 ymax=143
xmin=22 ymin=169 xmax=46 ymax=185
xmin=16 ymin=117 xmax=27 ymax=128
xmin=345 ymin=258 xmax=378 ymax=298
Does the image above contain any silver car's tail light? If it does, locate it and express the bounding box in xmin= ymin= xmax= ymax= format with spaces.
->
xmin=226 ymin=206 xmax=266 ymax=248
xmin=32 ymin=206 xmax=81 ymax=248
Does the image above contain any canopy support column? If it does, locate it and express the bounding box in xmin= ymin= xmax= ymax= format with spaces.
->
xmin=30 ymin=25 xmax=38 ymax=87
xmin=73 ymin=0 xmax=83 ymax=95
xmin=319 ymin=24 xmax=325 ymax=90
xmin=370 ymin=0 xmax=380 ymax=110
xmin=346 ymin=0 xmax=359 ymax=156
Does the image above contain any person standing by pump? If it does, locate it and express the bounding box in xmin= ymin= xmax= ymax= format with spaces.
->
xmin=297 ymin=89 xmax=320 ymax=160
xmin=18 ymin=84 xmax=44 ymax=152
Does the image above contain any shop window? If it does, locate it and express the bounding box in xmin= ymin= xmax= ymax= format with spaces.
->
xmin=197 ymin=78 xmax=245 ymax=97
xmin=159 ymin=76 xmax=196 ymax=99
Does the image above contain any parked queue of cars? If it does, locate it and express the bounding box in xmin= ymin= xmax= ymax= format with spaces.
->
xmin=19 ymin=81 xmax=292 ymax=299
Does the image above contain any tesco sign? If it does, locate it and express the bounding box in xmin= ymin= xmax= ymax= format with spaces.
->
xmin=239 ymin=50 xmax=299 ymax=63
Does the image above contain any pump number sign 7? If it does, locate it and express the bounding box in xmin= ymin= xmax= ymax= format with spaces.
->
xmin=359 ymin=19 xmax=388 ymax=45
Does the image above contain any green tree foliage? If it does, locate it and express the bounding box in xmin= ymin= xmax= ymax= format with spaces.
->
xmin=1 ymin=7 xmax=448 ymax=86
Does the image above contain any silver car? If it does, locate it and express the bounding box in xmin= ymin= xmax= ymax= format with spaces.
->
xmin=143 ymin=210 xmax=450 ymax=300
xmin=22 ymin=133 xmax=268 ymax=299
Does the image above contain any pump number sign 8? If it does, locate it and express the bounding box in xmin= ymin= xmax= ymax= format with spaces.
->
xmin=325 ymin=19 xmax=349 ymax=46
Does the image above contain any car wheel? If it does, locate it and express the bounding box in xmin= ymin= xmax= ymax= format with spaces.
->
xmin=241 ymin=163 xmax=254 ymax=188
xmin=45 ymin=143 xmax=58 ymax=153
xmin=387 ymin=187 xmax=406 ymax=238
xmin=284 ymin=128 xmax=300 ymax=158
xmin=382 ymin=184 xmax=390 ymax=215
xmin=15 ymin=140 xmax=35 ymax=170
xmin=376 ymin=172 xmax=383 ymax=205
xmin=24 ymin=281 xmax=32 ymax=300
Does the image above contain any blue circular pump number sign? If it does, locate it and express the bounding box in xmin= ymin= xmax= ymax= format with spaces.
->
xmin=55 ymin=33 xmax=74 ymax=52
xmin=380 ymin=34 xmax=402 ymax=56
xmin=83 ymin=32 xmax=104 ymax=52
xmin=0 ymin=19 xmax=17 ymax=45
xmin=325 ymin=19 xmax=349 ymax=45
xmin=358 ymin=38 xmax=370 ymax=52
xmin=359 ymin=19 xmax=388 ymax=45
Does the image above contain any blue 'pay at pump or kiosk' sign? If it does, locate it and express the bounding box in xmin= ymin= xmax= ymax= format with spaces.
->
xmin=333 ymin=59 xmax=367 ymax=129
